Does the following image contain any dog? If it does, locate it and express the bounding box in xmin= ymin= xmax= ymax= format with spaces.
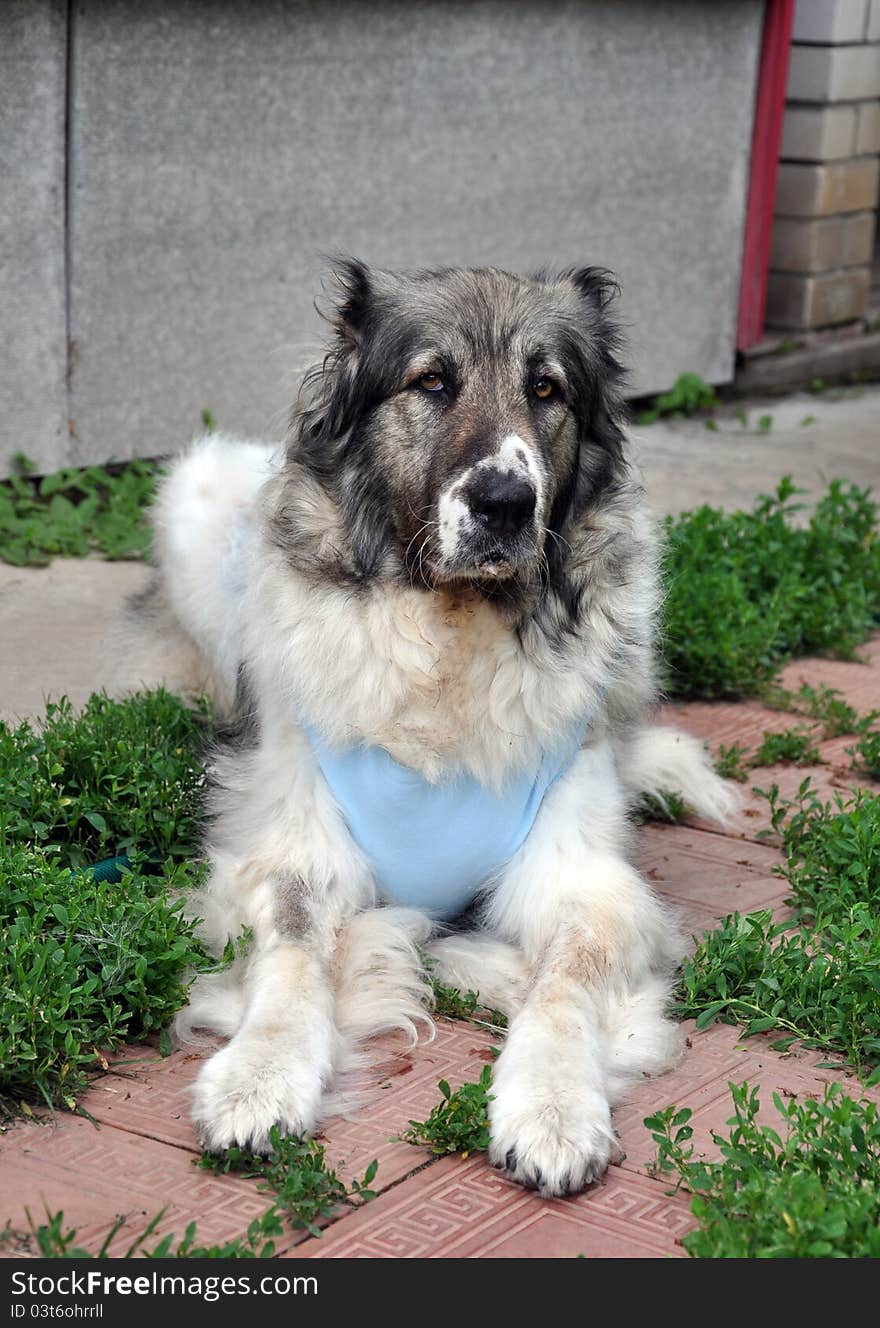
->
xmin=148 ymin=259 xmax=736 ymax=1197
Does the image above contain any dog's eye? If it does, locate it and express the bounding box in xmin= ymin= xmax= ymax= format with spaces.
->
xmin=532 ymin=377 xmax=556 ymax=400
xmin=417 ymin=372 xmax=445 ymax=393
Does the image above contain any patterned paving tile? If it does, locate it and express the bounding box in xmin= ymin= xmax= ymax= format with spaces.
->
xmin=658 ymin=700 xmax=798 ymax=750
xmin=0 ymin=1113 xmax=282 ymax=1257
xmin=615 ymin=1021 xmax=877 ymax=1174
xmin=320 ymin=1022 xmax=500 ymax=1187
xmin=636 ymin=824 xmax=781 ymax=912
xmin=290 ymin=1154 xmax=693 ymax=1259
xmin=658 ymin=638 xmax=880 ymax=841
xmin=76 ymin=1021 xmax=500 ymax=1194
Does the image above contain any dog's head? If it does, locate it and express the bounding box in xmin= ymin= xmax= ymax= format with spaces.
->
xmin=290 ymin=260 xmax=627 ymax=597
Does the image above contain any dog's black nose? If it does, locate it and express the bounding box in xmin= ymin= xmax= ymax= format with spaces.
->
xmin=468 ymin=471 xmax=537 ymax=537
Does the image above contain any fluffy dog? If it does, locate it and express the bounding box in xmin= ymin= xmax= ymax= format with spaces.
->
xmin=149 ymin=260 xmax=735 ymax=1196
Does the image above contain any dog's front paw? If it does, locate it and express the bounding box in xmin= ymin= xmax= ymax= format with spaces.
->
xmin=488 ymin=1026 xmax=615 ymax=1197
xmin=192 ymin=1034 xmax=325 ymax=1153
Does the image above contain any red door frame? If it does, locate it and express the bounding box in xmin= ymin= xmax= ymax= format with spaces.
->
xmin=736 ymin=0 xmax=796 ymax=350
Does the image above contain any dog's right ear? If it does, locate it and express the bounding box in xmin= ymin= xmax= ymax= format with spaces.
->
xmin=328 ymin=256 xmax=373 ymax=344
xmin=294 ymin=258 xmax=376 ymax=462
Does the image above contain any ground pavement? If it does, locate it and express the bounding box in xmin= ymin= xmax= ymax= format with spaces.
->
xmin=1 ymin=385 xmax=879 ymax=1258
xmin=1 ymin=640 xmax=878 ymax=1259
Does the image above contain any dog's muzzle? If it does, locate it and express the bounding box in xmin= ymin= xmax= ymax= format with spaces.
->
xmin=449 ymin=466 xmax=539 ymax=578
xmin=465 ymin=469 xmax=537 ymax=541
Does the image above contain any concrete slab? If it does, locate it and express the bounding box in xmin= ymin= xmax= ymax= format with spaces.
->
xmin=0 ymin=557 xmax=168 ymax=724
xmin=65 ymin=0 xmax=762 ymax=467
xmin=0 ymin=1 xmax=68 ymax=476
xmin=633 ymin=383 xmax=880 ymax=516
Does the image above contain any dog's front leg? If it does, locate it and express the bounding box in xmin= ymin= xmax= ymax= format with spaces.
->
xmin=191 ymin=737 xmax=375 ymax=1152
xmin=485 ymin=741 xmax=679 ymax=1196
xmin=192 ymin=919 xmax=338 ymax=1154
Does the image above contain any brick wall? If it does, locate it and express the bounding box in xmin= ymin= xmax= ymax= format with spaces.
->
xmin=767 ymin=0 xmax=880 ymax=330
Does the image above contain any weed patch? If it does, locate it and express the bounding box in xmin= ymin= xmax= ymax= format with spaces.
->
xmin=645 ymin=1081 xmax=880 ymax=1258
xmin=714 ymin=743 xmax=751 ymax=783
xmin=431 ymin=978 xmax=507 ymax=1030
xmin=662 ymin=479 xmax=880 ymax=699
xmin=401 ymin=1065 xmax=493 ymax=1157
xmin=676 ymin=785 xmax=880 ymax=1075
xmin=763 ymin=681 xmax=877 ymax=740
xmin=0 ymin=689 xmax=214 ymax=1116
xmin=0 ymin=690 xmax=211 ymax=868
xmin=750 ymin=727 xmax=822 ymax=768
xmin=676 ymin=907 xmax=880 ymax=1074
xmin=850 ymin=730 xmax=880 ymax=780
xmin=766 ymin=782 xmax=880 ymax=921
xmin=0 ymin=846 xmax=213 ymax=1117
xmin=199 ymin=1127 xmax=377 ymax=1237
xmin=636 ymin=373 xmax=719 ymax=425
xmin=0 ymin=455 xmax=158 ymax=566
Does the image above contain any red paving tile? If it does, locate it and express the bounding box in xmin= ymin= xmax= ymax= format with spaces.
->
xmin=778 ymin=641 xmax=880 ymax=712
xmin=659 ymin=699 xmax=798 ymax=750
xmin=75 ymin=1022 xmax=499 ymax=1191
xmin=290 ymin=1155 xmax=693 ymax=1260
xmin=0 ymin=1113 xmax=278 ymax=1257
xmin=614 ymin=1021 xmax=871 ymax=1173
xmin=3 ymin=639 xmax=878 ymax=1258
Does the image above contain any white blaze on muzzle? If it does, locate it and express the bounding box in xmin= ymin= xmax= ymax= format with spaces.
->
xmin=437 ymin=432 xmax=545 ymax=567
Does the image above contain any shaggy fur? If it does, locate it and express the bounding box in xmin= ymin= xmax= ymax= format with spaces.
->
xmin=149 ymin=260 xmax=737 ymax=1196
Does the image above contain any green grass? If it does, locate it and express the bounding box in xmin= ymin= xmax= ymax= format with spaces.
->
xmin=0 ymin=846 xmax=214 ymax=1118
xmin=645 ymin=1080 xmax=880 ymax=1258
xmin=675 ymin=784 xmax=880 ymax=1077
xmin=0 ymin=455 xmax=158 ymax=567
xmin=662 ymin=478 xmax=880 ymax=700
xmin=636 ymin=372 xmax=719 ymax=425
xmin=676 ymin=907 xmax=880 ymax=1076
xmin=762 ymin=681 xmax=878 ymax=740
xmin=634 ymin=789 xmax=692 ymax=824
xmin=767 ymin=781 xmax=880 ymax=921
xmin=713 ymin=687 xmax=880 ymax=781
xmin=0 ymin=688 xmax=215 ymax=1118
xmin=750 ymin=726 xmax=822 ymax=768
xmin=850 ymin=729 xmax=880 ymax=779
xmin=1 ymin=690 xmax=211 ymax=868
xmin=714 ymin=743 xmax=751 ymax=783
xmin=12 ymin=1206 xmax=285 ymax=1260
xmin=401 ymin=1065 xmax=493 ymax=1157
xmin=430 ymin=978 xmax=507 ymax=1030
xmin=198 ymin=1126 xmax=378 ymax=1237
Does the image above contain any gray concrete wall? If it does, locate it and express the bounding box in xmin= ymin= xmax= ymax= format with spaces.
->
xmin=3 ymin=0 xmax=765 ymax=475
xmin=1 ymin=1 xmax=68 ymax=475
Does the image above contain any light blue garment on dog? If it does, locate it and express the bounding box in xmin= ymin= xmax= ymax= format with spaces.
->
xmin=219 ymin=515 xmax=592 ymax=919
xmin=303 ymin=716 xmax=591 ymax=920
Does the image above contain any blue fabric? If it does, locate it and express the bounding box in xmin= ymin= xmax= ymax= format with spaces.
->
xmin=219 ymin=516 xmax=591 ymax=919
xmin=303 ymin=717 xmax=590 ymax=920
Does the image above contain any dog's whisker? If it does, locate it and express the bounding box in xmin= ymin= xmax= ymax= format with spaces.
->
xmin=541 ymin=525 xmax=573 ymax=557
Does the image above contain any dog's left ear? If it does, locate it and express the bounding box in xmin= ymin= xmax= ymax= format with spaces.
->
xmin=563 ymin=265 xmax=627 ymax=483
xmin=569 ymin=265 xmax=621 ymax=315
